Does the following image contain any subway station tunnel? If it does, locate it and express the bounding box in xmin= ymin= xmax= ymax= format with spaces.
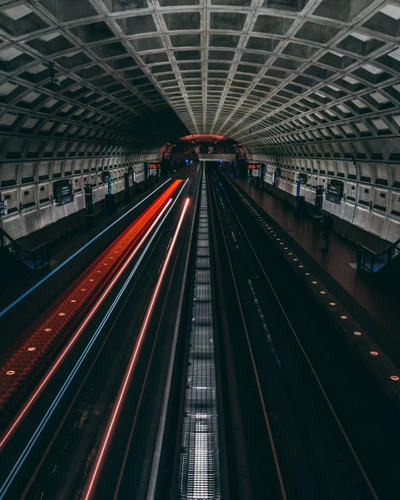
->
xmin=0 ymin=1 xmax=400 ymax=499
xmin=0 ymin=1 xmax=400 ymax=241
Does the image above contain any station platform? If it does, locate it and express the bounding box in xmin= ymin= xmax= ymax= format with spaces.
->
xmin=15 ymin=180 xmax=152 ymax=255
xmin=226 ymin=174 xmax=400 ymax=362
xmin=0 ymin=176 xmax=172 ymax=343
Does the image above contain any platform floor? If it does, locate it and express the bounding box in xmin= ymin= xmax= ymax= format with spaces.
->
xmin=229 ymin=176 xmax=399 ymax=343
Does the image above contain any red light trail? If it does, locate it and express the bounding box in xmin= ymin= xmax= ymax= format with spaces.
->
xmin=82 ymin=197 xmax=190 ymax=500
xmin=0 ymin=180 xmax=182 ymax=425
xmin=0 ymin=198 xmax=174 ymax=450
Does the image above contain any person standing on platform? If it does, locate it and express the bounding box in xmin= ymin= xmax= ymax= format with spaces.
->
xmin=320 ymin=211 xmax=334 ymax=252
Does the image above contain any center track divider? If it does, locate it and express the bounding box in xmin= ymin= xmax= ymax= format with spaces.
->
xmin=0 ymin=180 xmax=182 ymax=433
xmin=0 ymin=179 xmax=189 ymax=500
xmin=177 ymin=166 xmax=222 ymax=499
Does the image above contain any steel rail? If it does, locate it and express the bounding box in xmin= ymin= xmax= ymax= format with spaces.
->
xmin=210 ymin=174 xmax=288 ymax=500
xmin=218 ymin=172 xmax=379 ymax=500
xmin=82 ymin=197 xmax=190 ymax=500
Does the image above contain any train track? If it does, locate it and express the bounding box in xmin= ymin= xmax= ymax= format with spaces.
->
xmin=0 ymin=178 xmax=190 ymax=500
xmin=208 ymin=167 xmax=382 ymax=500
xmin=0 ymin=180 xmax=182 ymax=427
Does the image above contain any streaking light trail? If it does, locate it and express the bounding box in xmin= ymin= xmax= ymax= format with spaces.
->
xmin=83 ymin=197 xmax=190 ymax=500
xmin=0 ymin=180 xmax=189 ymax=500
xmin=0 ymin=179 xmax=171 ymax=318
xmin=0 ymin=181 xmax=182 ymax=416
xmin=0 ymin=200 xmax=172 ymax=450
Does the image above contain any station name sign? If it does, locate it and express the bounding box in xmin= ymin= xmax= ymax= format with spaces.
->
xmin=326 ymin=181 xmax=344 ymax=204
xmin=327 ymin=184 xmax=342 ymax=197
xmin=53 ymin=180 xmax=74 ymax=206
xmin=298 ymin=173 xmax=308 ymax=184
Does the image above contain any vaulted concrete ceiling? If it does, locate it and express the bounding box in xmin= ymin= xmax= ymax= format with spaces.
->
xmin=0 ymin=0 xmax=400 ymax=154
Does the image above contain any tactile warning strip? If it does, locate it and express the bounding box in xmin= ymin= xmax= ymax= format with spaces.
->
xmin=179 ymin=168 xmax=221 ymax=499
xmin=0 ymin=180 xmax=182 ymax=413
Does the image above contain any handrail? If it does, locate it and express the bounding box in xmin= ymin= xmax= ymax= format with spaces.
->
xmin=0 ymin=227 xmax=51 ymax=270
xmin=357 ymin=236 xmax=400 ymax=273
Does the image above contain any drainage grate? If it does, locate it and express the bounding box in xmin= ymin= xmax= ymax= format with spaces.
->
xmin=179 ymin=168 xmax=221 ymax=500
xmin=196 ymin=248 xmax=210 ymax=257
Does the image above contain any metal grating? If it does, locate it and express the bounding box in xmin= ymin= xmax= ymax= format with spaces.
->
xmin=179 ymin=167 xmax=221 ymax=500
xmin=196 ymin=248 xmax=210 ymax=257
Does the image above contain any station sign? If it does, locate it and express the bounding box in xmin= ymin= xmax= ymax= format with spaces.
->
xmin=298 ymin=173 xmax=308 ymax=185
xmin=327 ymin=183 xmax=342 ymax=197
xmin=53 ymin=180 xmax=74 ymax=206
xmin=326 ymin=181 xmax=344 ymax=204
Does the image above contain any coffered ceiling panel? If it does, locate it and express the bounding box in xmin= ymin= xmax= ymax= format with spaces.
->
xmin=0 ymin=0 xmax=398 ymax=154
